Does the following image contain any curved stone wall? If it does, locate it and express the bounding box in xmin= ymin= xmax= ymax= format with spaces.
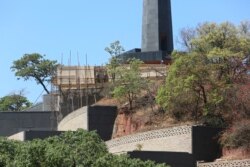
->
xmin=8 ymin=131 xmax=25 ymax=141
xmin=106 ymin=125 xmax=192 ymax=154
xmin=58 ymin=106 xmax=88 ymax=131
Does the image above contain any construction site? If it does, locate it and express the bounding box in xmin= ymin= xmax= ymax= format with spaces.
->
xmin=48 ymin=63 xmax=168 ymax=119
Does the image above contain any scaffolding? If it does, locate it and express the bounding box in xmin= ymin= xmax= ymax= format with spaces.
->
xmin=50 ymin=63 xmax=168 ymax=120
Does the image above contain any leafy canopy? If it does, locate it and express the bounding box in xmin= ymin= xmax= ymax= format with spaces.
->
xmin=0 ymin=129 xmax=169 ymax=167
xmin=0 ymin=93 xmax=32 ymax=112
xmin=11 ymin=53 xmax=58 ymax=94
xmin=112 ymin=58 xmax=148 ymax=110
xmin=105 ymin=40 xmax=125 ymax=83
xmin=157 ymin=21 xmax=250 ymax=126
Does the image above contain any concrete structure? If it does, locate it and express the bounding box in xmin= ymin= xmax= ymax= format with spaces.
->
xmin=106 ymin=125 xmax=192 ymax=154
xmin=6 ymin=106 xmax=117 ymax=141
xmin=58 ymin=106 xmax=117 ymax=141
xmin=8 ymin=131 xmax=63 ymax=141
xmin=197 ymin=159 xmax=250 ymax=167
xmin=0 ymin=111 xmax=57 ymax=137
xmin=58 ymin=106 xmax=88 ymax=131
xmin=53 ymin=66 xmax=108 ymax=90
xmin=129 ymin=151 xmax=195 ymax=167
xmin=118 ymin=0 xmax=173 ymax=64
xmin=106 ymin=125 xmax=222 ymax=163
xmin=141 ymin=0 xmax=173 ymax=53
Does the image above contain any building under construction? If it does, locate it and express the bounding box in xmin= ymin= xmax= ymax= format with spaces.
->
xmin=49 ymin=64 xmax=167 ymax=118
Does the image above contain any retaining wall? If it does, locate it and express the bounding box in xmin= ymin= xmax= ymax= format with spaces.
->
xmin=197 ymin=159 xmax=250 ymax=167
xmin=58 ymin=106 xmax=88 ymax=131
xmin=106 ymin=125 xmax=192 ymax=154
xmin=128 ymin=151 xmax=195 ymax=167
xmin=8 ymin=131 xmax=25 ymax=141
xmin=0 ymin=112 xmax=57 ymax=137
xmin=8 ymin=131 xmax=63 ymax=141
xmin=57 ymin=106 xmax=117 ymax=141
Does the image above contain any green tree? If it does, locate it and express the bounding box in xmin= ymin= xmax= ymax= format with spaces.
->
xmin=13 ymin=129 xmax=107 ymax=167
xmin=93 ymin=154 xmax=169 ymax=167
xmin=0 ymin=92 xmax=32 ymax=111
xmin=112 ymin=59 xmax=147 ymax=110
xmin=11 ymin=53 xmax=58 ymax=94
xmin=105 ymin=40 xmax=125 ymax=83
xmin=0 ymin=129 xmax=170 ymax=167
xmin=157 ymin=22 xmax=250 ymax=126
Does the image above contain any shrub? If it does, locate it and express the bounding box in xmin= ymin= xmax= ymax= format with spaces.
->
xmin=220 ymin=120 xmax=250 ymax=150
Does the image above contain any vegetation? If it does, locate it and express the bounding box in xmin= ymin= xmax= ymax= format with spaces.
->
xmin=11 ymin=53 xmax=58 ymax=94
xmin=0 ymin=129 xmax=169 ymax=167
xmin=105 ymin=40 xmax=125 ymax=83
xmin=220 ymin=120 xmax=250 ymax=150
xmin=112 ymin=58 xmax=148 ymax=110
xmin=0 ymin=91 xmax=32 ymax=111
xmin=157 ymin=21 xmax=250 ymax=127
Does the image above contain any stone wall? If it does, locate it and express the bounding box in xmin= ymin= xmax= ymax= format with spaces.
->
xmin=197 ymin=159 xmax=250 ymax=167
xmin=58 ymin=106 xmax=88 ymax=131
xmin=106 ymin=125 xmax=192 ymax=154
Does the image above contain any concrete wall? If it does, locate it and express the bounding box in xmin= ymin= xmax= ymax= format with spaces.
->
xmin=129 ymin=151 xmax=195 ymax=167
xmin=106 ymin=125 xmax=192 ymax=154
xmin=58 ymin=105 xmax=117 ymax=141
xmin=8 ymin=131 xmax=25 ymax=141
xmin=106 ymin=125 xmax=222 ymax=163
xmin=192 ymin=126 xmax=222 ymax=162
xmin=88 ymin=106 xmax=117 ymax=141
xmin=0 ymin=112 xmax=57 ymax=137
xmin=8 ymin=131 xmax=63 ymax=141
xmin=58 ymin=106 xmax=88 ymax=131
xmin=197 ymin=159 xmax=250 ymax=167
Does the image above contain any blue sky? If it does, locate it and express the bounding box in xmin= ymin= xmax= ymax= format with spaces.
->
xmin=0 ymin=0 xmax=249 ymax=103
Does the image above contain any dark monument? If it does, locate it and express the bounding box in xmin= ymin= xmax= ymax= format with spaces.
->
xmin=141 ymin=0 xmax=173 ymax=53
xmin=119 ymin=0 xmax=173 ymax=64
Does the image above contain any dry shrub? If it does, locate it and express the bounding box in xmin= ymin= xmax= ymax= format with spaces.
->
xmin=220 ymin=120 xmax=250 ymax=150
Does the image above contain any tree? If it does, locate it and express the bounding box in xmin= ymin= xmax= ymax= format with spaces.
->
xmin=112 ymin=59 xmax=147 ymax=110
xmin=105 ymin=41 xmax=125 ymax=83
xmin=239 ymin=20 xmax=250 ymax=38
xmin=11 ymin=53 xmax=58 ymax=94
xmin=178 ymin=27 xmax=196 ymax=51
xmin=0 ymin=92 xmax=32 ymax=111
xmin=157 ymin=22 xmax=250 ymax=126
xmin=0 ymin=129 xmax=170 ymax=167
xmin=13 ymin=129 xmax=107 ymax=167
xmin=93 ymin=154 xmax=168 ymax=167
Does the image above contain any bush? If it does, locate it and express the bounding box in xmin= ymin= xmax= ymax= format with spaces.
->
xmin=0 ymin=138 xmax=19 ymax=167
xmin=93 ymin=154 xmax=169 ymax=167
xmin=0 ymin=130 xmax=170 ymax=167
xmin=220 ymin=120 xmax=250 ymax=150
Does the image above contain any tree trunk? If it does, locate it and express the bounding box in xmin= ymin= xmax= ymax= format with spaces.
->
xmin=36 ymin=77 xmax=50 ymax=94
xmin=200 ymin=85 xmax=207 ymax=104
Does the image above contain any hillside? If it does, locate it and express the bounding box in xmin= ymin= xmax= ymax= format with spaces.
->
xmin=95 ymin=78 xmax=195 ymax=138
xmin=95 ymin=73 xmax=250 ymax=160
